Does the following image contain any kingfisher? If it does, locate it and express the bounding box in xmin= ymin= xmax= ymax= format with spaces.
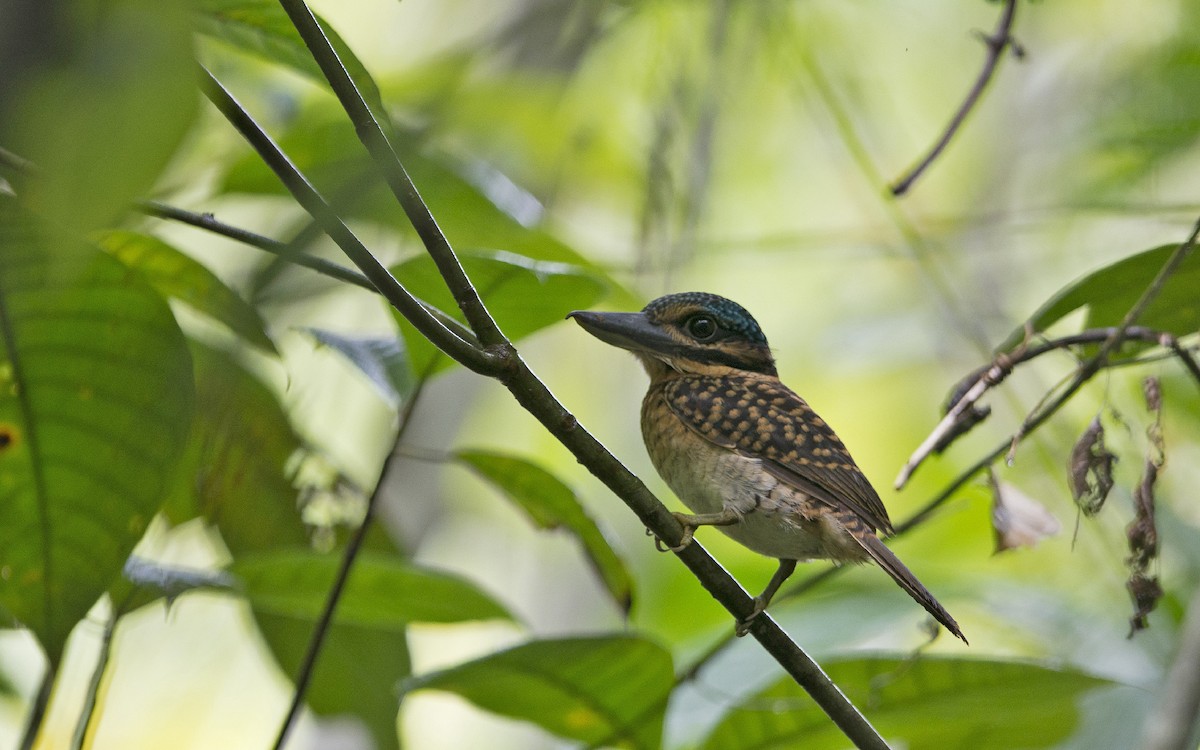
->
xmin=568 ymin=292 xmax=966 ymax=642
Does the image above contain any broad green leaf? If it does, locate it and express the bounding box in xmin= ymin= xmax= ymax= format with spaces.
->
xmin=5 ymin=0 xmax=197 ymax=237
xmin=255 ymin=613 xmax=408 ymax=750
xmin=232 ymin=549 xmax=515 ymax=626
xmin=98 ymin=230 xmax=277 ymax=354
xmin=163 ymin=342 xmax=310 ymax=554
xmin=0 ymin=221 xmax=194 ymax=663
xmin=219 ymin=107 xmax=606 ymax=267
xmin=701 ymin=656 xmax=1112 ymax=750
xmin=457 ymin=449 xmax=633 ymax=614
xmin=390 ymin=249 xmax=607 ymax=375
xmin=195 ymin=0 xmax=388 ymax=120
xmin=1001 ymin=243 xmax=1200 ymax=353
xmin=302 ymin=328 xmax=415 ymax=406
xmin=403 ymin=635 xmax=674 ymax=750
xmin=233 ymin=549 xmax=486 ymax=750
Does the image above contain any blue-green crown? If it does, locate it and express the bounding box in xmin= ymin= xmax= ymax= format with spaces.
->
xmin=643 ymin=292 xmax=768 ymax=345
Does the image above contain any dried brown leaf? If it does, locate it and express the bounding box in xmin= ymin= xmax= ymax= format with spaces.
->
xmin=990 ymin=480 xmax=1061 ymax=553
xmin=1067 ymin=415 xmax=1116 ymax=516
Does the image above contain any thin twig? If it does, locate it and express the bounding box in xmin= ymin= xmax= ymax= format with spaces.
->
xmin=69 ymin=612 xmax=119 ymax=750
xmin=890 ymin=0 xmax=1019 ymax=196
xmin=1163 ymin=333 xmax=1200 ymax=387
xmin=276 ymin=0 xmax=506 ymax=348
xmin=18 ymin=665 xmax=55 ymax=750
xmin=139 ymin=200 xmax=480 ymax=347
xmin=271 ymin=376 xmax=429 ymax=750
xmin=1007 ymin=216 xmax=1200 ymax=459
xmin=896 ymin=325 xmax=1179 ymax=488
xmin=139 ymin=201 xmax=375 ymax=291
xmin=197 ymin=66 xmax=496 ymax=374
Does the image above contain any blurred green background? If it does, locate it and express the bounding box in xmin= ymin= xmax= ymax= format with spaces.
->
xmin=2 ymin=0 xmax=1199 ymax=748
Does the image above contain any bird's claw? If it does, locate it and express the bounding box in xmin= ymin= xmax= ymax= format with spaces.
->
xmin=646 ymin=517 xmax=697 ymax=553
xmin=735 ymin=596 xmax=768 ymax=637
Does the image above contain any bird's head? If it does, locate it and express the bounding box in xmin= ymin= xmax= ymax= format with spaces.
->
xmin=568 ymin=292 xmax=777 ymax=378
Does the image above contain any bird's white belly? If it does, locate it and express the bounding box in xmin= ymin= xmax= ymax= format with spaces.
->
xmin=653 ymin=436 xmax=835 ymax=560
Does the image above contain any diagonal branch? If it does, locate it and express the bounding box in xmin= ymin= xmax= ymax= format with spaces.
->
xmin=271 ymin=375 xmax=429 ymax=750
xmin=890 ymin=0 xmax=1019 ymax=196
xmin=197 ymin=67 xmax=497 ymax=375
xmin=276 ymin=0 xmax=506 ymax=348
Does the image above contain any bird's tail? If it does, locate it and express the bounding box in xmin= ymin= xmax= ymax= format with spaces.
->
xmin=851 ymin=525 xmax=968 ymax=644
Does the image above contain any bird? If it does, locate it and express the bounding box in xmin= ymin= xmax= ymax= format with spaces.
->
xmin=568 ymin=292 xmax=966 ymax=642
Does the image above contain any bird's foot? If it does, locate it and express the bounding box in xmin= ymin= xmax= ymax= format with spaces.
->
xmin=649 ymin=516 xmax=697 ymax=553
xmin=735 ymin=596 xmax=768 ymax=637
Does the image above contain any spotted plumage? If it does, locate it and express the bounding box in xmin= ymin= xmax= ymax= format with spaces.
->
xmin=569 ymin=292 xmax=966 ymax=643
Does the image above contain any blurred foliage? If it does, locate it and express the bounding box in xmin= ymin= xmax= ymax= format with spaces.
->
xmin=1 ymin=0 xmax=1199 ymax=749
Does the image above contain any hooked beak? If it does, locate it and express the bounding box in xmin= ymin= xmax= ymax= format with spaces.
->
xmin=566 ymin=310 xmax=677 ymax=356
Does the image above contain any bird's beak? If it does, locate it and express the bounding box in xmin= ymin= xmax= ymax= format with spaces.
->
xmin=567 ymin=310 xmax=676 ymax=355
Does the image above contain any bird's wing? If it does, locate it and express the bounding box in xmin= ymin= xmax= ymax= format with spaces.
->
xmin=662 ymin=374 xmax=894 ymax=534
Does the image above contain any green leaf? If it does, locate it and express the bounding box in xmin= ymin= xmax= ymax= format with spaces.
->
xmin=255 ymin=612 xmax=408 ymax=750
xmin=6 ymin=0 xmax=198 ymax=237
xmin=163 ymin=341 xmax=310 ymax=554
xmin=235 ymin=549 xmax=514 ymax=750
xmin=390 ymin=249 xmax=607 ymax=375
xmin=219 ymin=107 xmax=610 ymax=267
xmin=457 ymin=449 xmax=633 ymax=614
xmin=403 ymin=635 xmax=674 ymax=750
xmin=98 ymin=230 xmax=277 ymax=354
xmin=1002 ymin=243 xmax=1200 ymax=352
xmin=234 ymin=549 xmax=479 ymax=750
xmin=232 ymin=549 xmax=515 ymax=626
xmin=0 ymin=221 xmax=194 ymax=663
xmin=700 ymin=656 xmax=1113 ymax=750
xmin=302 ymin=328 xmax=415 ymax=406
xmin=195 ymin=0 xmax=388 ymax=120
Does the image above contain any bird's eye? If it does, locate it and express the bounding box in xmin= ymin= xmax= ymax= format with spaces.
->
xmin=685 ymin=314 xmax=718 ymax=341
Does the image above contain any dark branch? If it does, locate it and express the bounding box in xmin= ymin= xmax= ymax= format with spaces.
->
xmin=271 ymin=377 xmax=428 ymax=750
xmin=197 ymin=66 xmax=496 ymax=375
xmin=890 ymin=0 xmax=1019 ymax=196
xmin=276 ymin=0 xmax=507 ymax=348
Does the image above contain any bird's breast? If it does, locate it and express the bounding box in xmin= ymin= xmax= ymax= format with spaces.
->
xmin=641 ymin=383 xmax=865 ymax=562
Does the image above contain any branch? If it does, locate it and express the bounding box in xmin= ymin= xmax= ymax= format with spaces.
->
xmin=1006 ymin=217 xmax=1200 ymax=459
xmin=276 ymin=0 xmax=506 ymax=348
xmin=197 ymin=66 xmax=497 ymax=375
xmin=272 ymin=377 xmax=428 ymax=750
xmin=896 ymin=325 xmax=1186 ymax=489
xmin=138 ymin=201 xmax=375 ymax=291
xmin=890 ymin=0 xmax=1019 ymax=196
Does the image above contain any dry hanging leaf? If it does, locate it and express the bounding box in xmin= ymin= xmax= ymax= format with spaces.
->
xmin=1067 ymin=415 xmax=1116 ymax=516
xmin=990 ymin=478 xmax=1062 ymax=553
